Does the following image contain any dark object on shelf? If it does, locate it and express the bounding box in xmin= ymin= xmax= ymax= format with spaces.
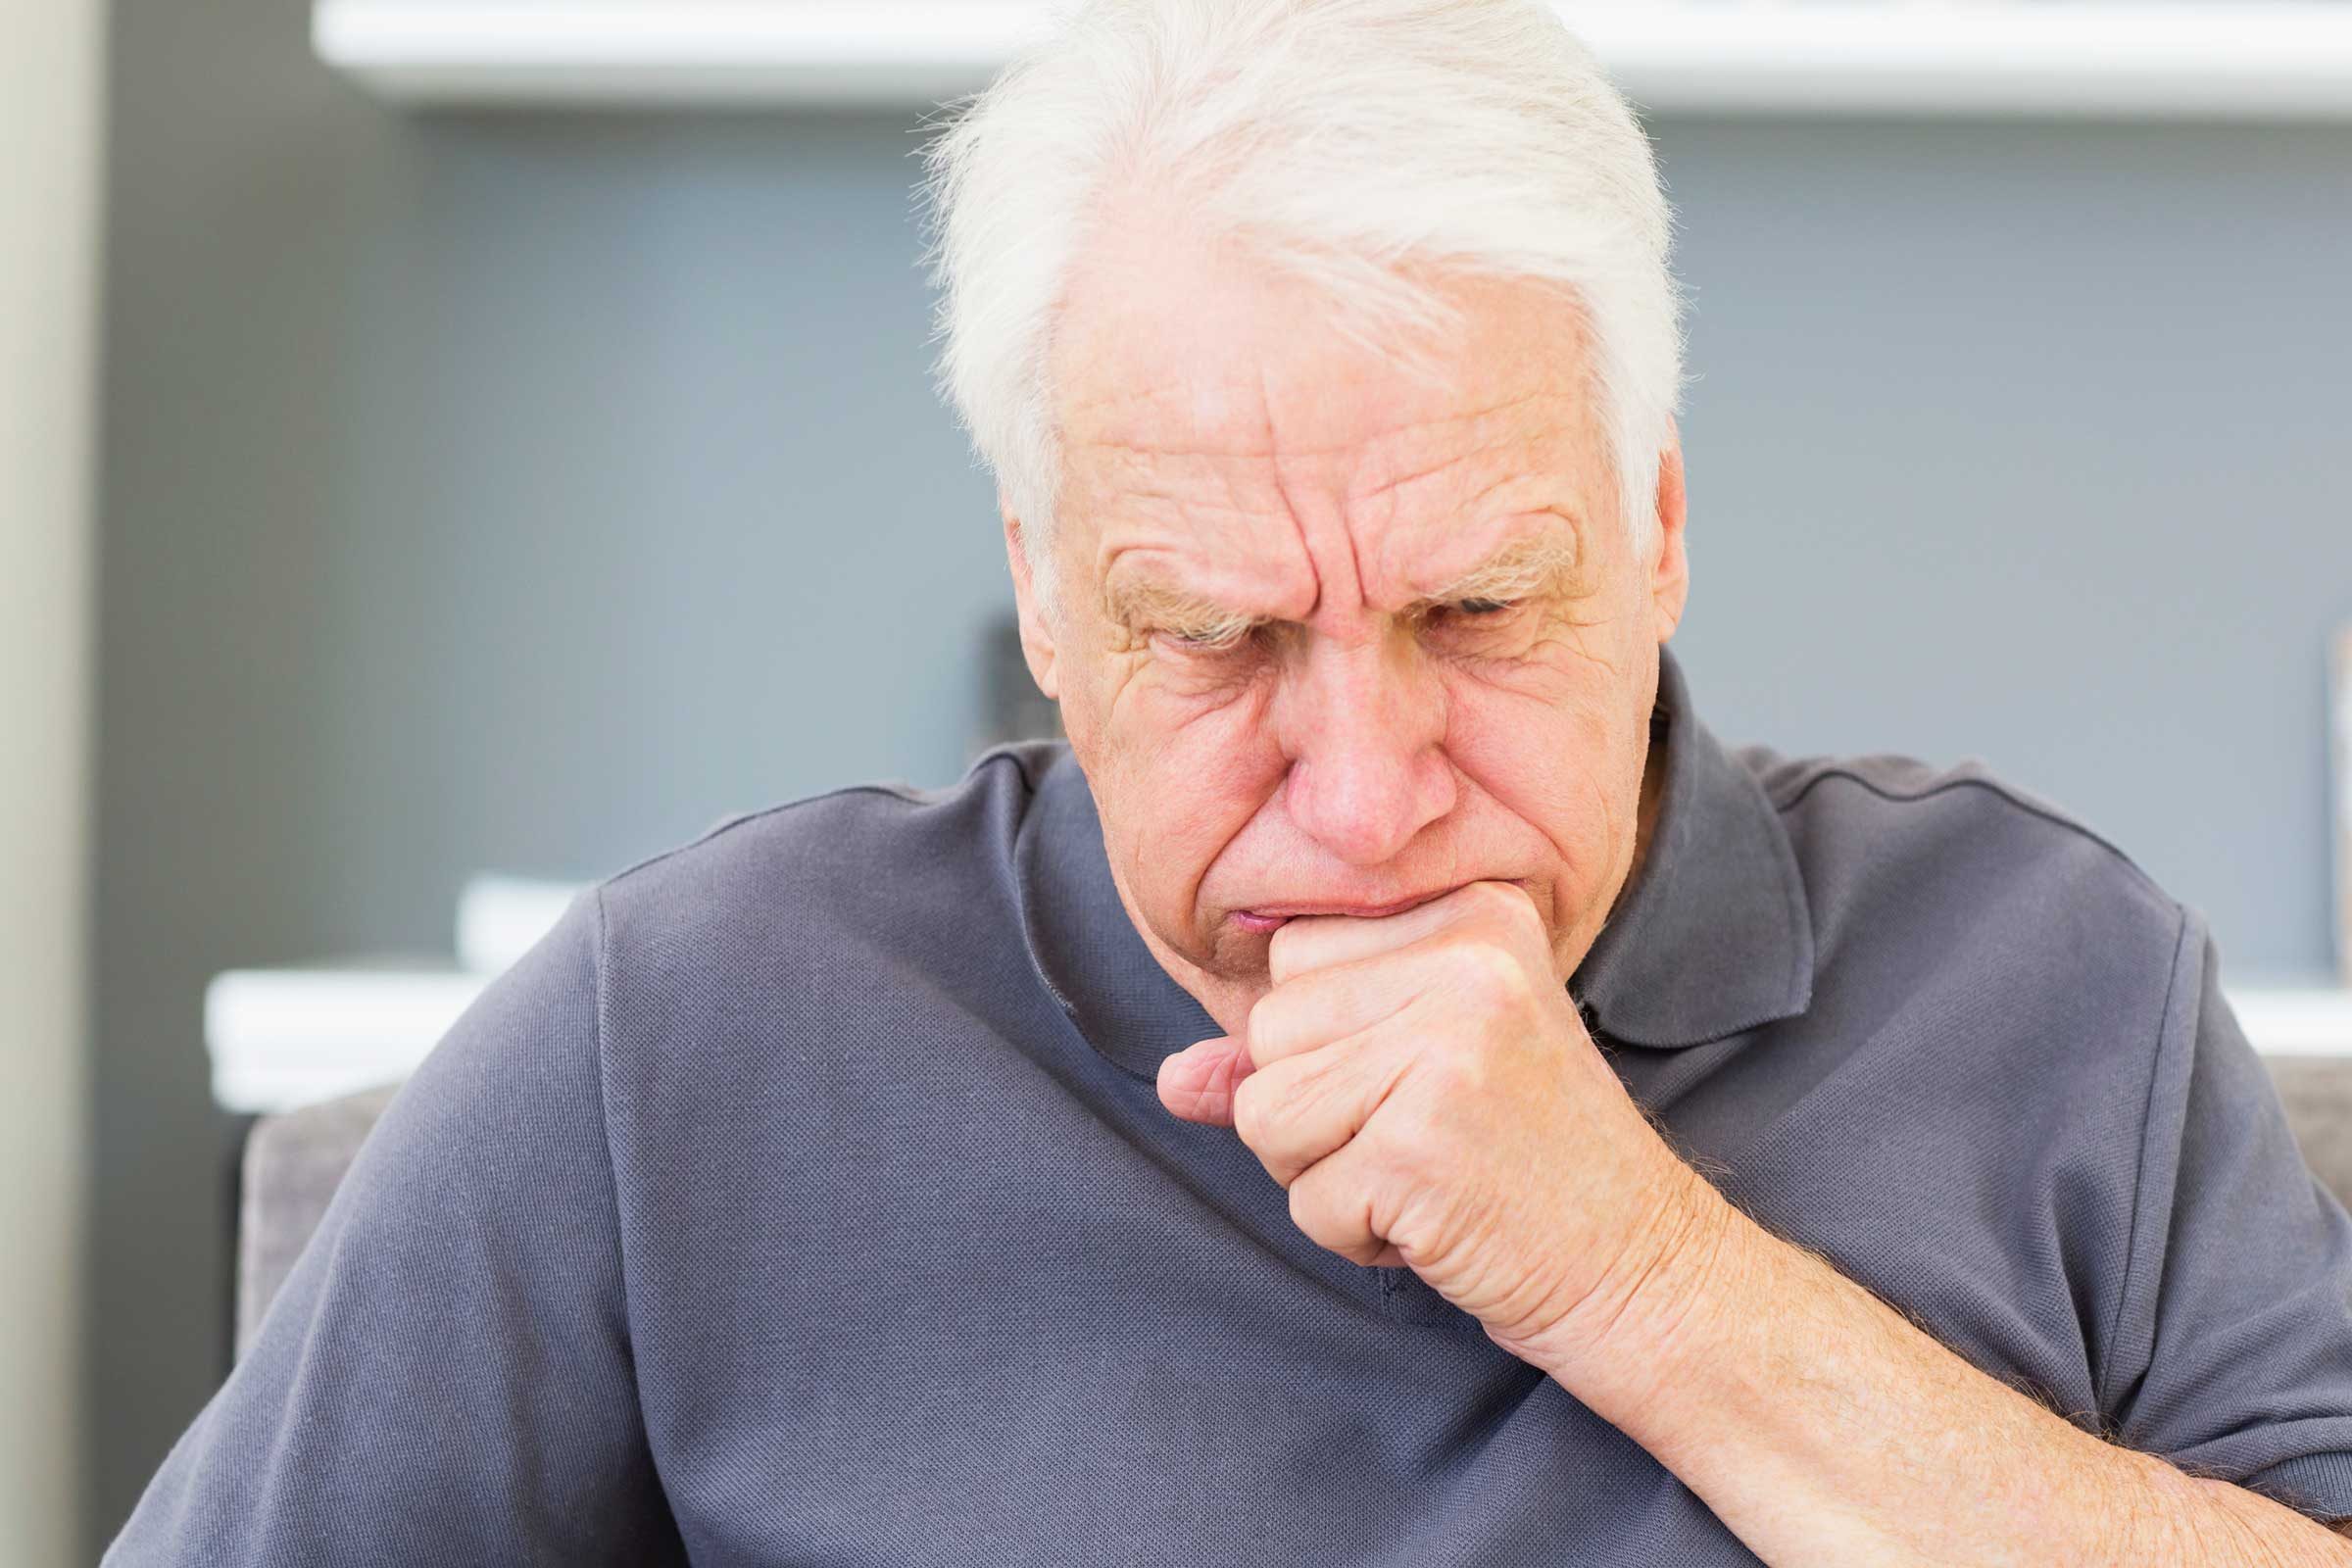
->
xmin=974 ymin=610 xmax=1063 ymax=758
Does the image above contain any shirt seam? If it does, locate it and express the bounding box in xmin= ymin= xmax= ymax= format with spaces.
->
xmin=2094 ymin=897 xmax=2197 ymax=1413
xmin=1770 ymin=765 xmax=2171 ymax=904
xmin=599 ymin=783 xmax=933 ymax=890
xmin=589 ymin=883 xmax=662 ymax=1475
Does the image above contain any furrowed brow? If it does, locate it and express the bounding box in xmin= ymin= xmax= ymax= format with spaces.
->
xmin=1413 ymin=532 xmax=1584 ymax=609
xmin=1100 ymin=572 xmax=1262 ymax=641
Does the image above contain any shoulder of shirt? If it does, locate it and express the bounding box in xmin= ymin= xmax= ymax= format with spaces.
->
xmin=1739 ymin=741 xmax=2199 ymax=970
xmin=1726 ymin=741 xmax=2230 ymax=1178
xmin=582 ymin=739 xmax=1064 ymax=938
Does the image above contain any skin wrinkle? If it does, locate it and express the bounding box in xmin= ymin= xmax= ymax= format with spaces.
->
xmin=1103 ymin=531 xmax=1587 ymax=646
xmin=1065 ymin=384 xmax=1557 ymax=458
xmin=1259 ymin=364 xmax=1334 ymax=627
xmin=1235 ymin=989 xmax=1425 ymax=1176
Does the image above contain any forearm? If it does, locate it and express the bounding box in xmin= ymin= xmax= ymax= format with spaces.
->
xmin=1531 ymin=1171 xmax=2352 ymax=1567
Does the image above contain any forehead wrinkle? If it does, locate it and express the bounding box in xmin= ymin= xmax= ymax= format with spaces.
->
xmin=1069 ymin=353 xmax=1596 ymax=621
xmin=1356 ymin=435 xmax=1584 ymax=605
xmin=1256 ymin=360 xmax=1347 ymax=626
xmin=1341 ymin=390 xmax=1592 ymax=576
xmin=1097 ymin=515 xmax=1585 ymax=635
xmin=1063 ymin=386 xmax=1565 ymax=465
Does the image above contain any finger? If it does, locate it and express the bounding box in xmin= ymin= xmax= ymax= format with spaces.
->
xmin=1245 ymin=947 xmax=1433 ymax=1071
xmin=1159 ymin=939 xmax=1457 ymax=1126
xmin=1231 ymin=1009 xmax=1422 ymax=1189
xmin=1248 ymin=921 xmax=1539 ymax=1072
xmin=1267 ymin=879 xmax=1542 ymax=987
xmin=1266 ymin=892 xmax=1464 ymax=988
xmin=1156 ymin=1035 xmax=1253 ymax=1128
xmin=1285 ymin=1134 xmax=1409 ymax=1269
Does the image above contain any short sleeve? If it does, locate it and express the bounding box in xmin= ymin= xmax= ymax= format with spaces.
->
xmin=2101 ymin=912 xmax=2352 ymax=1519
xmin=102 ymin=888 xmax=688 ymax=1565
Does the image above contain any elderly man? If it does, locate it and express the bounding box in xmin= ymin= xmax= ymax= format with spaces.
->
xmin=109 ymin=1 xmax=2352 ymax=1564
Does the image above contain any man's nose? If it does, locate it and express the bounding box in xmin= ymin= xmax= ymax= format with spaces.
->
xmin=1273 ymin=629 xmax=1457 ymax=866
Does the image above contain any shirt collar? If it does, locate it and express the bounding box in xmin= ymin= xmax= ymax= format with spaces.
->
xmin=1568 ymin=641 xmax=1816 ymax=1049
xmin=1012 ymin=641 xmax=1814 ymax=1080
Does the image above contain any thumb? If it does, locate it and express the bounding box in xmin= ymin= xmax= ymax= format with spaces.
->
xmin=1155 ymin=1035 xmax=1255 ymax=1127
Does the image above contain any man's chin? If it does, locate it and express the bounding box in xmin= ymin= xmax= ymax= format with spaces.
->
xmin=1179 ymin=914 xmax=1280 ymax=984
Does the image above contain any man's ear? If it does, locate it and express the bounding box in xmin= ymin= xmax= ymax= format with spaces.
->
xmin=1646 ymin=425 xmax=1690 ymax=643
xmin=1002 ymin=501 xmax=1061 ymax=701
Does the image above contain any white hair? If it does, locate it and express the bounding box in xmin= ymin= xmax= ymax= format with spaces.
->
xmin=920 ymin=0 xmax=1687 ymax=619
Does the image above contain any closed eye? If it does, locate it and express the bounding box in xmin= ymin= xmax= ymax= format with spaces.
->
xmin=1152 ymin=622 xmax=1259 ymax=657
xmin=1414 ymin=597 xmax=1529 ymax=652
xmin=1425 ymin=596 xmax=1519 ymax=623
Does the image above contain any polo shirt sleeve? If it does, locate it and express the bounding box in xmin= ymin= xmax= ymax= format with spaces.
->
xmin=2100 ymin=911 xmax=2352 ymax=1520
xmin=102 ymin=888 xmax=687 ymax=1566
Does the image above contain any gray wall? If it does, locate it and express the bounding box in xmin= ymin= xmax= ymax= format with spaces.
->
xmin=88 ymin=0 xmax=2352 ymax=1551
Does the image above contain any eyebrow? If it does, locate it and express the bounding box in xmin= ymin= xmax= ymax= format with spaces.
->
xmin=1100 ymin=573 xmax=1263 ymax=642
xmin=1100 ymin=528 xmax=1586 ymax=636
xmin=1414 ymin=530 xmax=1584 ymax=609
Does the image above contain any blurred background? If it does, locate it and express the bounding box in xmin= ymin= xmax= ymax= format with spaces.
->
xmin=10 ymin=0 xmax=2352 ymax=1560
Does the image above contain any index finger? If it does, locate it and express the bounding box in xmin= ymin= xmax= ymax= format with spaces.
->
xmin=1266 ymin=879 xmax=1532 ymax=986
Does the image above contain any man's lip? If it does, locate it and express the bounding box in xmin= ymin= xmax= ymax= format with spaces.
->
xmin=1238 ymin=891 xmax=1451 ymax=921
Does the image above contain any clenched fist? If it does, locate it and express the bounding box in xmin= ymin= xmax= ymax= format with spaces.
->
xmin=1156 ymin=880 xmax=1717 ymax=1374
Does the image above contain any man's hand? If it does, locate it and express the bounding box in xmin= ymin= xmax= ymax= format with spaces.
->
xmin=1159 ymin=880 xmax=2352 ymax=1565
xmin=1156 ymin=879 xmax=1713 ymax=1369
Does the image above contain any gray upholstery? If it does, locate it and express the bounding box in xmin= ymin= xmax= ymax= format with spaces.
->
xmin=2269 ymin=1057 xmax=2352 ymax=1219
xmin=231 ymin=1057 xmax=2352 ymax=1363
xmin=234 ymin=1082 xmax=403 ymax=1361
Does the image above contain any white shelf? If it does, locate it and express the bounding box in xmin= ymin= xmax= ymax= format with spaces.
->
xmin=456 ymin=874 xmax=587 ymax=974
xmin=315 ymin=2 xmax=2352 ymax=119
xmin=207 ymin=962 xmax=490 ymax=1115
xmin=2231 ymin=984 xmax=2352 ymax=1059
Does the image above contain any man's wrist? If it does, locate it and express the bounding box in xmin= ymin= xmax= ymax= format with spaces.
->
xmin=1515 ymin=1153 xmax=1751 ymax=1409
xmin=1511 ymin=1181 xmax=2315 ymax=1568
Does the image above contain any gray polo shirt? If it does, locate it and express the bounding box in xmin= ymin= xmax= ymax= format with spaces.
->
xmin=107 ymin=643 xmax=2352 ymax=1564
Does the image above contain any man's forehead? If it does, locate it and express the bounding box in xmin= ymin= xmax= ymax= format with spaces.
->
xmin=1056 ymin=306 xmax=1593 ymax=478
xmin=1071 ymin=387 xmax=1597 ymax=621
xmin=1065 ymin=381 xmax=1585 ymax=514
xmin=1064 ymin=358 xmax=1569 ymax=445
xmin=1049 ymin=225 xmax=1609 ymax=615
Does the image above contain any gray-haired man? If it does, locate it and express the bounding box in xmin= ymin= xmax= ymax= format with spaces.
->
xmin=110 ymin=2 xmax=2352 ymax=1562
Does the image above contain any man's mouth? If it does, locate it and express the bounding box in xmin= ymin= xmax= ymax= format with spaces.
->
xmin=1232 ymin=890 xmax=1452 ymax=934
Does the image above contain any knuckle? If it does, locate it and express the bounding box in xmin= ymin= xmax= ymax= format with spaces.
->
xmin=1246 ymin=991 xmax=1289 ymax=1055
xmin=1230 ymin=1069 xmax=1274 ymax=1143
xmin=1467 ymin=879 xmax=1536 ymax=930
xmin=1464 ymin=880 xmax=1523 ymax=918
xmin=1372 ymin=1086 xmax=1444 ymax=1167
xmin=1286 ymin=1177 xmax=1315 ymax=1236
xmin=1421 ymin=1048 xmax=1490 ymax=1104
xmin=1445 ymin=938 xmax=1527 ymax=1002
xmin=1287 ymin=1170 xmax=1335 ymax=1243
xmin=1265 ymin=921 xmax=1307 ymax=985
